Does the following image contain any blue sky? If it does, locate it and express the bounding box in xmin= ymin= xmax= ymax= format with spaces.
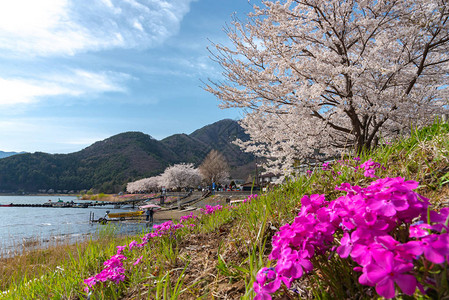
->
xmin=0 ymin=0 xmax=254 ymax=153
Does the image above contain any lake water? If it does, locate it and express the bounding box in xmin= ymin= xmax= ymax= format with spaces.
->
xmin=0 ymin=195 xmax=150 ymax=255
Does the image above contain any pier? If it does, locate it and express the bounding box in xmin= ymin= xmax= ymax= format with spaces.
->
xmin=0 ymin=194 xmax=189 ymax=209
xmin=0 ymin=191 xmax=254 ymax=210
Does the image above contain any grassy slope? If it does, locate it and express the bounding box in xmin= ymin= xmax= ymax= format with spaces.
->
xmin=1 ymin=122 xmax=448 ymax=299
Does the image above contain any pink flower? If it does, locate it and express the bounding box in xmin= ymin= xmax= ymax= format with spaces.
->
xmin=351 ymin=242 xmax=387 ymax=266
xmin=360 ymin=159 xmax=382 ymax=178
xmin=129 ymin=240 xmax=138 ymax=251
xmin=137 ymin=241 xmax=147 ymax=248
xmin=256 ymin=173 xmax=448 ymax=300
xmin=275 ymin=248 xmax=313 ymax=287
xmin=367 ymin=195 xmax=409 ymax=217
xmin=300 ymin=194 xmax=325 ymax=214
xmin=180 ymin=212 xmax=198 ymax=223
xmin=322 ymin=162 xmax=331 ymax=171
xmin=116 ymin=245 xmax=126 ymax=255
xmin=337 ymin=231 xmax=360 ymax=258
xmin=84 ymin=276 xmax=97 ymax=292
xmin=409 ymin=223 xmax=431 ymax=238
xmin=133 ymin=256 xmax=143 ymax=266
xmin=364 ymin=251 xmax=417 ymax=299
xmin=407 ymin=234 xmax=449 ymax=264
xmin=103 ymin=254 xmax=127 ymax=268
xmin=335 ymin=182 xmax=362 ymax=195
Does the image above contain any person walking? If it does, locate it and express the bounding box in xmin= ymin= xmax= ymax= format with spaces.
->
xmin=146 ymin=208 xmax=154 ymax=223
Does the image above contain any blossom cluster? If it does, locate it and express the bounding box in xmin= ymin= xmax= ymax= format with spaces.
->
xmin=179 ymin=212 xmax=198 ymax=223
xmin=200 ymin=204 xmax=223 ymax=215
xmin=84 ymin=219 xmax=196 ymax=293
xmin=243 ymin=194 xmax=258 ymax=203
xmin=127 ymin=163 xmax=202 ymax=193
xmin=307 ymin=157 xmax=384 ymax=180
xmin=209 ymin=0 xmax=449 ymax=179
xmin=358 ymin=158 xmax=384 ymax=178
xmin=84 ymin=254 xmax=128 ymax=292
xmin=254 ymin=176 xmax=449 ymax=299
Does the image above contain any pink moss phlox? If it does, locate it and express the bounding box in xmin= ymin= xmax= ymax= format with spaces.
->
xmin=128 ymin=240 xmax=138 ymax=251
xmin=363 ymin=250 xmax=417 ymax=299
xmin=255 ymin=176 xmax=449 ymax=299
xmin=180 ymin=212 xmax=198 ymax=223
xmin=359 ymin=159 xmax=384 ymax=178
xmin=103 ymin=254 xmax=127 ymax=268
xmin=84 ymin=216 xmax=198 ymax=292
xmin=200 ymin=204 xmax=223 ymax=215
xmin=322 ymin=162 xmax=331 ymax=171
xmin=84 ymin=254 xmax=128 ymax=292
xmin=150 ymin=221 xmax=185 ymax=237
xmin=133 ymin=256 xmax=143 ymax=266
xmin=243 ymin=194 xmax=258 ymax=203
xmin=253 ymin=267 xmax=281 ymax=300
xmin=116 ymin=245 xmax=127 ymax=255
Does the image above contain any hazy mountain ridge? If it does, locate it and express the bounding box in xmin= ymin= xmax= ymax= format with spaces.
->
xmin=0 ymin=151 xmax=26 ymax=159
xmin=0 ymin=119 xmax=255 ymax=193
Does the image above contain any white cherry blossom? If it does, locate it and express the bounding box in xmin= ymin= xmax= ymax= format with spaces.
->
xmin=206 ymin=0 xmax=449 ymax=177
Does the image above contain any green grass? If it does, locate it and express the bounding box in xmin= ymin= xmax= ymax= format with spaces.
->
xmin=1 ymin=120 xmax=448 ymax=299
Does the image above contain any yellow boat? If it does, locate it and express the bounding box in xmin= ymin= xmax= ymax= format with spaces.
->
xmin=107 ymin=211 xmax=144 ymax=219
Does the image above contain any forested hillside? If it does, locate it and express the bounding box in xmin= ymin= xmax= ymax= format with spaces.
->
xmin=0 ymin=119 xmax=254 ymax=193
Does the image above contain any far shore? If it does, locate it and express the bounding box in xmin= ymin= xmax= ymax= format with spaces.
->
xmin=0 ymin=193 xmax=79 ymax=196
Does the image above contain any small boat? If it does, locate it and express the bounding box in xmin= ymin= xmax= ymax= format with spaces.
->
xmin=107 ymin=210 xmax=144 ymax=220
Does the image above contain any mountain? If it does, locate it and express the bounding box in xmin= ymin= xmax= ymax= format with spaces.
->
xmin=0 ymin=119 xmax=255 ymax=193
xmin=0 ymin=151 xmax=26 ymax=159
xmin=162 ymin=119 xmax=255 ymax=171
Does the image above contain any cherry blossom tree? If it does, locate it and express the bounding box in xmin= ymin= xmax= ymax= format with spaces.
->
xmin=142 ymin=176 xmax=162 ymax=191
xmin=126 ymin=176 xmax=162 ymax=193
xmin=159 ymin=163 xmax=202 ymax=190
xmin=126 ymin=164 xmax=202 ymax=193
xmin=206 ymin=0 xmax=449 ymax=176
xmin=199 ymin=150 xmax=230 ymax=186
xmin=126 ymin=178 xmax=147 ymax=193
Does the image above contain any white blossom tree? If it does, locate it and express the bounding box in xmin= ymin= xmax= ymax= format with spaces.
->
xmin=126 ymin=178 xmax=146 ymax=193
xmin=126 ymin=164 xmax=202 ymax=193
xmin=142 ymin=176 xmax=162 ymax=191
xmin=126 ymin=176 xmax=162 ymax=193
xmin=206 ymin=0 xmax=449 ymax=176
xmin=159 ymin=163 xmax=202 ymax=190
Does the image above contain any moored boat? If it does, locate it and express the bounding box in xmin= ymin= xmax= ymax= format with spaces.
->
xmin=107 ymin=210 xmax=144 ymax=219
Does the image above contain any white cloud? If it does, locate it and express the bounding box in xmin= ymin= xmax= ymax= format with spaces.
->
xmin=0 ymin=78 xmax=72 ymax=105
xmin=0 ymin=118 xmax=108 ymax=153
xmin=0 ymin=70 xmax=130 ymax=106
xmin=0 ymin=0 xmax=197 ymax=57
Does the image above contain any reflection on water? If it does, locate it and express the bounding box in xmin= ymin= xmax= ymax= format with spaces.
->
xmin=0 ymin=196 xmax=151 ymax=255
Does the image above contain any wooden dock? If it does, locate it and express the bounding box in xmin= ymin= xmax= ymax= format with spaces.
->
xmin=0 ymin=194 xmax=189 ymax=209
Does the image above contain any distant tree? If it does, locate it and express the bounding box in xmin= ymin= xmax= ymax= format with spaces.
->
xmin=127 ymin=178 xmax=148 ymax=193
xmin=159 ymin=163 xmax=202 ymax=190
xmin=206 ymin=0 xmax=449 ymax=177
xmin=126 ymin=164 xmax=202 ymax=193
xmin=199 ymin=150 xmax=230 ymax=186
xmin=126 ymin=176 xmax=162 ymax=193
xmin=143 ymin=176 xmax=162 ymax=191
